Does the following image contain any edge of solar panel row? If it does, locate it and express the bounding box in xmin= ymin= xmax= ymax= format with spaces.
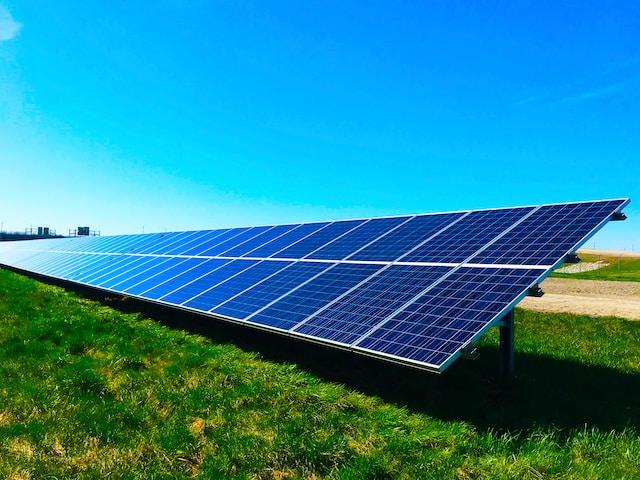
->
xmin=0 ymin=198 xmax=629 ymax=373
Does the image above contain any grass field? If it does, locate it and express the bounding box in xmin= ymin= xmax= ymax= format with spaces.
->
xmin=552 ymin=252 xmax=640 ymax=282
xmin=1 ymin=268 xmax=639 ymax=479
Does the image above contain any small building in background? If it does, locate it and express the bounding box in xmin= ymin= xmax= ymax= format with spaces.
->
xmin=69 ymin=227 xmax=100 ymax=237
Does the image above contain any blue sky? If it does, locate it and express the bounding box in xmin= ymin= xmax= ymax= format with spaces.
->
xmin=0 ymin=1 xmax=638 ymax=249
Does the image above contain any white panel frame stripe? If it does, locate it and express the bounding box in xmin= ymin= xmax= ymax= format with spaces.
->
xmin=0 ymin=247 xmax=554 ymax=270
xmin=214 ymin=225 xmax=280 ymax=256
xmin=155 ymin=259 xmax=234 ymax=301
xmin=177 ymin=259 xmax=284 ymax=307
xmin=242 ymin=219 xmax=384 ymax=320
xmin=217 ymin=224 xmax=301 ymax=256
xmin=241 ymin=221 xmax=333 ymax=258
xmin=208 ymin=215 xmax=419 ymax=314
xmin=289 ymin=212 xmax=471 ymax=334
xmin=350 ymin=206 xmax=544 ymax=347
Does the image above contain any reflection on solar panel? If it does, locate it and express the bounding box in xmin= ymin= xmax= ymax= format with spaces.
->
xmin=0 ymin=198 xmax=629 ymax=373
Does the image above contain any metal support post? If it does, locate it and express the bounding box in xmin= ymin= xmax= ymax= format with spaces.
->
xmin=499 ymin=309 xmax=515 ymax=380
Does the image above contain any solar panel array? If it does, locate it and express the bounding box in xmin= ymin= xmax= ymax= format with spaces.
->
xmin=0 ymin=198 xmax=629 ymax=372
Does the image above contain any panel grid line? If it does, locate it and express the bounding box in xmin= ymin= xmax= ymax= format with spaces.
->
xmin=177 ymin=260 xmax=265 ymax=306
xmin=289 ymin=212 xmax=471 ymax=333
xmin=230 ymin=218 xmax=415 ymax=322
xmin=3 ymin=248 xmax=552 ymax=270
xmin=350 ymin=205 xmax=543 ymax=347
xmin=126 ymin=228 xmax=251 ymax=295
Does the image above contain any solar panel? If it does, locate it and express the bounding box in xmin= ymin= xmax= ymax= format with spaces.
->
xmin=470 ymin=200 xmax=626 ymax=265
xmin=354 ymin=267 xmax=542 ymax=368
xmin=248 ymin=263 xmax=383 ymax=330
xmin=183 ymin=260 xmax=292 ymax=311
xmin=402 ymin=207 xmax=533 ymax=263
xmin=212 ymin=261 xmax=331 ymax=319
xmin=0 ymin=198 xmax=629 ymax=373
xmin=126 ymin=258 xmax=209 ymax=296
xmin=294 ymin=265 xmax=451 ymax=344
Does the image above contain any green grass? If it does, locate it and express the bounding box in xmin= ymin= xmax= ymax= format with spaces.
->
xmin=1 ymin=268 xmax=639 ymax=479
xmin=552 ymin=252 xmax=640 ymax=282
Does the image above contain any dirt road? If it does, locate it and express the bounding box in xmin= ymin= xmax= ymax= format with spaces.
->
xmin=579 ymin=248 xmax=640 ymax=258
xmin=519 ymin=277 xmax=640 ymax=320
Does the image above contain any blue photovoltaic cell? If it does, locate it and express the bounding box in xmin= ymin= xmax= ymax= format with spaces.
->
xmin=7 ymin=252 xmax=36 ymax=270
xmin=99 ymin=236 xmax=144 ymax=253
xmin=55 ymin=238 xmax=77 ymax=248
xmin=24 ymin=249 xmax=67 ymax=268
xmin=163 ymin=229 xmax=229 ymax=255
xmin=139 ymin=234 xmax=180 ymax=253
xmin=95 ymin=235 xmax=149 ymax=254
xmin=123 ymin=235 xmax=164 ymax=251
xmin=92 ymin=256 xmax=155 ymax=287
xmin=135 ymin=231 xmax=197 ymax=255
xmin=54 ymin=236 xmax=98 ymax=252
xmin=109 ymin=257 xmax=187 ymax=291
xmin=128 ymin=233 xmax=178 ymax=254
xmin=160 ymin=259 xmax=258 ymax=305
xmin=180 ymin=228 xmax=250 ymax=256
xmin=220 ymin=224 xmax=298 ymax=257
xmin=275 ymin=220 xmax=365 ymax=259
xmin=80 ymin=238 xmax=112 ymax=251
xmin=244 ymin=222 xmax=329 ymax=258
xmin=184 ymin=260 xmax=292 ymax=311
xmin=107 ymin=257 xmax=189 ymax=290
xmin=350 ymin=213 xmax=464 ymax=261
xmin=59 ymin=255 xmax=109 ymax=281
xmin=307 ymin=216 xmax=411 ymax=260
xmin=57 ymin=236 xmax=100 ymax=252
xmin=2 ymin=253 xmax=24 ymax=267
xmin=0 ymin=198 xmax=628 ymax=373
xmin=29 ymin=238 xmax=70 ymax=252
xmin=125 ymin=257 xmax=208 ymax=295
xmin=213 ymin=261 xmax=331 ymax=319
xmin=18 ymin=251 xmax=65 ymax=272
xmin=36 ymin=252 xmax=88 ymax=276
xmin=355 ymin=267 xmax=541 ymax=366
xmin=197 ymin=227 xmax=274 ymax=257
xmin=153 ymin=231 xmax=205 ymax=254
xmin=249 ymin=263 xmax=382 ymax=330
xmin=403 ymin=207 xmax=534 ymax=263
xmin=80 ymin=237 xmax=117 ymax=252
xmin=140 ymin=258 xmax=231 ymax=299
xmin=17 ymin=252 xmax=57 ymax=274
xmin=98 ymin=256 xmax=164 ymax=287
xmin=47 ymin=254 xmax=104 ymax=278
xmin=114 ymin=234 xmax=164 ymax=254
xmin=50 ymin=236 xmax=99 ymax=252
xmin=296 ymin=265 xmax=450 ymax=344
xmin=72 ymin=255 xmax=137 ymax=283
xmin=471 ymin=200 xmax=626 ymax=266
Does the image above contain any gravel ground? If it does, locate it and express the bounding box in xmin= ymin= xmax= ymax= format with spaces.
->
xmin=519 ymin=277 xmax=640 ymax=320
xmin=555 ymin=261 xmax=608 ymax=274
xmin=579 ymin=248 xmax=640 ymax=258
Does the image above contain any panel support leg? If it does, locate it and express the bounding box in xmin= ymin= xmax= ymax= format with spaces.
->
xmin=499 ymin=309 xmax=515 ymax=380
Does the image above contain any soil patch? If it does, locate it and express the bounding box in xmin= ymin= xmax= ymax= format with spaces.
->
xmin=520 ymin=278 xmax=640 ymax=320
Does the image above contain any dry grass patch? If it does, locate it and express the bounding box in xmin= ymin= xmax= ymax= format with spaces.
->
xmin=7 ymin=438 xmax=34 ymax=459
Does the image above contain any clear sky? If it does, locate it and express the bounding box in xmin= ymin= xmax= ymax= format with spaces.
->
xmin=1 ymin=1 xmax=638 ymax=249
